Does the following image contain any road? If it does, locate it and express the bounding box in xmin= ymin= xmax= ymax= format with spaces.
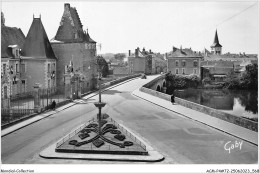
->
xmin=1 ymin=75 xmax=258 ymax=164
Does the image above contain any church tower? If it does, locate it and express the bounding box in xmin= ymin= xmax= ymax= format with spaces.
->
xmin=210 ymin=30 xmax=222 ymax=55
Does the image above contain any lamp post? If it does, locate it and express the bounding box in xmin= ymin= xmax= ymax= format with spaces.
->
xmin=94 ymin=56 xmax=106 ymax=135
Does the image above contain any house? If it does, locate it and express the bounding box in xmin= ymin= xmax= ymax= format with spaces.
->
xmin=1 ymin=12 xmax=26 ymax=99
xmin=21 ymin=16 xmax=57 ymax=91
xmin=128 ymin=47 xmax=152 ymax=75
xmin=201 ymin=61 xmax=234 ymax=82
xmin=50 ymin=3 xmax=97 ymax=92
xmin=166 ymin=46 xmax=203 ymax=77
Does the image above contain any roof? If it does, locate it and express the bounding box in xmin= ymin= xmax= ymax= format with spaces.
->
xmin=1 ymin=25 xmax=25 ymax=58
xmin=201 ymin=60 xmax=234 ymax=68
xmin=21 ymin=17 xmax=56 ymax=59
xmin=211 ymin=30 xmax=222 ymax=48
xmin=167 ymin=48 xmax=203 ymax=58
xmin=54 ymin=3 xmax=96 ymax=43
xmin=203 ymin=52 xmax=258 ymax=61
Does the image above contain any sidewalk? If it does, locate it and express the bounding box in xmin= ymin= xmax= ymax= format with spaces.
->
xmin=132 ymin=89 xmax=258 ymax=146
xmin=1 ymin=77 xmax=140 ymax=137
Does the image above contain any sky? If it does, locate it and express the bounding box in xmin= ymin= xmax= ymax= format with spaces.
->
xmin=1 ymin=1 xmax=259 ymax=54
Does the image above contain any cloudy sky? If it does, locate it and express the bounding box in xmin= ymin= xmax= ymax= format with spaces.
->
xmin=1 ymin=1 xmax=259 ymax=54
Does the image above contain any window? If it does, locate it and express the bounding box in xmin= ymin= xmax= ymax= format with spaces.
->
xmin=182 ymin=61 xmax=186 ymax=67
xmin=193 ymin=60 xmax=198 ymax=67
xmin=16 ymin=64 xmax=19 ymax=73
xmin=182 ymin=68 xmax=185 ymax=74
xmin=4 ymin=86 xmax=8 ymax=99
xmin=48 ymin=63 xmax=51 ymax=73
xmin=21 ymin=80 xmax=26 ymax=92
xmin=175 ymin=60 xmax=179 ymax=67
xmin=3 ymin=64 xmax=6 ymax=75
xmin=175 ymin=68 xmax=179 ymax=74
xmin=193 ymin=68 xmax=197 ymax=74
xmin=16 ymin=49 xmax=19 ymax=57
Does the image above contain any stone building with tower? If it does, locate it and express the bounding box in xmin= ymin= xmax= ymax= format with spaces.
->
xmin=21 ymin=16 xmax=57 ymax=91
xmin=51 ymin=3 xmax=97 ymax=93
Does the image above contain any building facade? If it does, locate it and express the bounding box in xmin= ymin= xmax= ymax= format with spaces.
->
xmin=166 ymin=46 xmax=203 ymax=77
xmin=51 ymin=3 xmax=97 ymax=92
xmin=1 ymin=12 xmax=26 ymax=98
xmin=128 ymin=47 xmax=166 ymax=75
xmin=21 ymin=16 xmax=57 ymax=91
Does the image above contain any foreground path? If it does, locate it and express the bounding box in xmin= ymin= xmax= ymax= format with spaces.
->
xmin=1 ymin=75 xmax=257 ymax=164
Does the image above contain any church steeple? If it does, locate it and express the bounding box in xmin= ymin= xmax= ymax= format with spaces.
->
xmin=211 ymin=29 xmax=222 ymax=55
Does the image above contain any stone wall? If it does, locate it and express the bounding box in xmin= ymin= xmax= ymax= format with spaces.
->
xmin=51 ymin=42 xmax=96 ymax=90
xmin=140 ymin=83 xmax=258 ymax=132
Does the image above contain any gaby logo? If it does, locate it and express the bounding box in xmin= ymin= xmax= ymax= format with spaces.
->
xmin=224 ymin=140 xmax=243 ymax=154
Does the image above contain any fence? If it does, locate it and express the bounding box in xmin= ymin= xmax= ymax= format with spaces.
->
xmin=39 ymin=84 xmax=71 ymax=110
xmin=110 ymin=117 xmax=146 ymax=151
xmin=1 ymin=108 xmax=35 ymax=125
xmin=56 ymin=118 xmax=96 ymax=148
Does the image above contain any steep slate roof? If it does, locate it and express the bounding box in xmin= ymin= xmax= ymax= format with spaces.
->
xmin=22 ymin=17 xmax=56 ymax=59
xmin=1 ymin=25 xmax=25 ymax=58
xmin=54 ymin=3 xmax=96 ymax=43
xmin=167 ymin=48 xmax=202 ymax=58
xmin=211 ymin=30 xmax=222 ymax=48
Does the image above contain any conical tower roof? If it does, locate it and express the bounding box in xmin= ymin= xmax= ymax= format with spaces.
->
xmin=211 ymin=30 xmax=222 ymax=48
xmin=22 ymin=17 xmax=56 ymax=59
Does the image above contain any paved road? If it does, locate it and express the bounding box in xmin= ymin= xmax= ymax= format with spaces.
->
xmin=1 ymin=75 xmax=258 ymax=164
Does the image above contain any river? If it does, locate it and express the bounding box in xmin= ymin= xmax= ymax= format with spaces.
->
xmin=174 ymin=89 xmax=258 ymax=121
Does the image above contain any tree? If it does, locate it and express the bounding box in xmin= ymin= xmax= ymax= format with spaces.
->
xmin=114 ymin=53 xmax=126 ymax=61
xmin=96 ymin=56 xmax=109 ymax=78
xmin=240 ymin=63 xmax=258 ymax=90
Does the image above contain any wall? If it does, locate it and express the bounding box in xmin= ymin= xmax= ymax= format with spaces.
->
xmin=23 ymin=59 xmax=46 ymax=91
xmin=51 ymin=42 xmax=96 ymax=91
xmin=113 ymin=66 xmax=129 ymax=75
xmin=140 ymin=84 xmax=258 ymax=132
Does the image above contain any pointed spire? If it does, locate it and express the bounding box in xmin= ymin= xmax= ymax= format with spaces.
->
xmin=213 ymin=29 xmax=220 ymax=45
xmin=211 ymin=29 xmax=222 ymax=48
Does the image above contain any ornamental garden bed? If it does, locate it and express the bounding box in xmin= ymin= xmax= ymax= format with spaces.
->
xmin=55 ymin=115 xmax=148 ymax=155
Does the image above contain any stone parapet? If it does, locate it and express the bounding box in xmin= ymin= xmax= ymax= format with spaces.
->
xmin=139 ymin=86 xmax=258 ymax=132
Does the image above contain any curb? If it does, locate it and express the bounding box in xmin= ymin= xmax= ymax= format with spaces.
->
xmin=132 ymin=89 xmax=258 ymax=146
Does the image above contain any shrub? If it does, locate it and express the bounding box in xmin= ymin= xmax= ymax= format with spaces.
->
xmin=165 ymin=74 xmax=200 ymax=94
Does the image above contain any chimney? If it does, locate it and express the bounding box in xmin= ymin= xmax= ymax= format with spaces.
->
xmin=143 ymin=47 xmax=145 ymax=52
xmin=64 ymin=3 xmax=70 ymax=11
xmin=165 ymin=53 xmax=167 ymax=58
xmin=243 ymin=52 xmax=245 ymax=56
xmin=135 ymin=49 xmax=138 ymax=57
xmin=129 ymin=50 xmax=131 ymax=56
xmin=172 ymin=46 xmax=177 ymax=52
xmin=180 ymin=45 xmax=182 ymax=51
xmin=149 ymin=49 xmax=152 ymax=54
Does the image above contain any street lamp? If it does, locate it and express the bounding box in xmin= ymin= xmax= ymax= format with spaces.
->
xmin=94 ymin=55 xmax=106 ymax=135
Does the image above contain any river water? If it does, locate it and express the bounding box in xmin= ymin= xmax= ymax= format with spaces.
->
xmin=174 ymin=89 xmax=258 ymax=121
